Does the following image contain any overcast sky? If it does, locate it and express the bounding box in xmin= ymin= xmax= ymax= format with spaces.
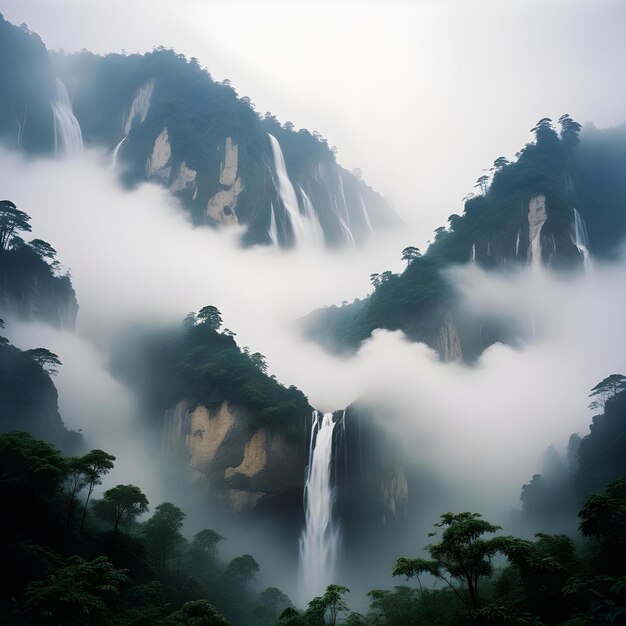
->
xmin=2 ymin=0 xmax=626 ymax=242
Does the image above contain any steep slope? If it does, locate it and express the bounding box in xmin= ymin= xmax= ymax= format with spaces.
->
xmin=0 ymin=15 xmax=399 ymax=247
xmin=53 ymin=48 xmax=397 ymax=246
xmin=303 ymin=118 xmax=626 ymax=361
xmin=0 ymin=16 xmax=57 ymax=154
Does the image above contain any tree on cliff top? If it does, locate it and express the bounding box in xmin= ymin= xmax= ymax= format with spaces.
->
xmin=588 ymin=374 xmax=626 ymax=411
xmin=197 ymin=305 xmax=223 ymax=331
xmin=0 ymin=199 xmax=31 ymax=253
xmin=25 ymin=347 xmax=62 ymax=376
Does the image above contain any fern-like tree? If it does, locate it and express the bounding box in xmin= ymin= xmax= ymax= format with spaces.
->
xmin=394 ymin=512 xmax=509 ymax=611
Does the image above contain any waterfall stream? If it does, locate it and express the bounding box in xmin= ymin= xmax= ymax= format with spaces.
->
xmin=268 ymin=202 xmax=279 ymax=246
xmin=52 ymin=79 xmax=83 ymax=155
xmin=267 ymin=134 xmax=325 ymax=248
xmin=110 ymin=136 xmax=127 ymax=172
xmin=299 ymin=411 xmax=341 ymax=599
xmin=570 ymin=208 xmax=592 ymax=271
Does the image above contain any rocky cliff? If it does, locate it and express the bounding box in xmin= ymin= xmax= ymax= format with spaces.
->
xmin=162 ymin=399 xmax=305 ymax=517
xmin=0 ymin=340 xmax=81 ymax=452
xmin=57 ymin=47 xmax=398 ymax=247
xmin=303 ymin=117 xmax=626 ymax=362
xmin=0 ymin=241 xmax=78 ymax=330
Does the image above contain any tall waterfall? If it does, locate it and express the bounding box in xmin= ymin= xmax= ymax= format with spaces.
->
xmin=299 ymin=411 xmax=341 ymax=599
xmin=570 ymin=208 xmax=592 ymax=270
xmin=267 ymin=134 xmax=324 ymax=248
xmin=471 ymin=243 xmax=476 ymax=263
xmin=515 ymin=230 xmax=520 ymax=257
xmin=110 ymin=136 xmax=127 ymax=172
xmin=52 ymin=79 xmax=83 ymax=155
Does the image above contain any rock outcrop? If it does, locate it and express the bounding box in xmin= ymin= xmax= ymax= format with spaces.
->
xmin=162 ymin=399 xmax=304 ymax=515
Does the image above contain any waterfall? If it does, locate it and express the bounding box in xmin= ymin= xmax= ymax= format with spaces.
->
xmin=337 ymin=174 xmax=356 ymax=246
xmin=268 ymin=202 xmax=278 ymax=246
xmin=527 ymin=194 xmax=547 ymax=270
xmin=110 ymin=136 xmax=127 ymax=172
xmin=299 ymin=187 xmax=326 ymax=246
xmin=515 ymin=230 xmax=520 ymax=257
xmin=267 ymin=134 xmax=325 ymax=248
xmin=570 ymin=208 xmax=592 ymax=270
xmin=359 ymin=193 xmax=374 ymax=234
xmin=471 ymin=243 xmax=476 ymax=263
xmin=52 ymin=79 xmax=83 ymax=155
xmin=299 ymin=411 xmax=341 ymax=599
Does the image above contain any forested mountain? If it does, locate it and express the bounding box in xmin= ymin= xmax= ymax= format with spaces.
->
xmin=111 ymin=306 xmax=313 ymax=523
xmin=520 ymin=375 xmax=626 ymax=533
xmin=0 ymin=14 xmax=399 ymax=248
xmin=303 ymin=118 xmax=626 ymax=361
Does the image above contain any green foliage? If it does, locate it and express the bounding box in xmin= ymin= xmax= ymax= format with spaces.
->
xmin=93 ymin=484 xmax=149 ymax=534
xmin=0 ymin=199 xmax=31 ymax=253
xmin=395 ymin=512 xmax=507 ymax=611
xmin=578 ymin=480 xmax=626 ymax=577
xmin=142 ymin=502 xmax=186 ymax=572
xmin=161 ymin=599 xmax=229 ymax=625
xmin=0 ymin=200 xmax=77 ymax=329
xmin=223 ymin=554 xmax=259 ymax=591
xmin=127 ymin=313 xmax=312 ymax=440
xmin=23 ymin=555 xmax=128 ymax=625
xmin=197 ymin=305 xmax=223 ymax=331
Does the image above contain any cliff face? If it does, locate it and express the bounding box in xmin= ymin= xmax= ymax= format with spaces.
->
xmin=0 ymin=17 xmax=57 ymax=154
xmin=0 ymin=248 xmax=79 ymax=330
xmin=49 ymin=48 xmax=398 ymax=247
xmin=0 ymin=342 xmax=81 ymax=452
xmin=162 ymin=399 xmax=304 ymax=516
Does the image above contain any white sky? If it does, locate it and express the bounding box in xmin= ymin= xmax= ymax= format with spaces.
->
xmin=2 ymin=0 xmax=626 ymax=244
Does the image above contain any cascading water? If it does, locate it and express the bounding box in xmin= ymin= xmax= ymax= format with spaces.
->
xmin=515 ymin=230 xmax=520 ymax=257
xmin=337 ymin=174 xmax=357 ymax=247
xmin=570 ymin=208 xmax=592 ymax=271
xmin=299 ymin=411 xmax=342 ymax=600
xmin=359 ymin=192 xmax=374 ymax=234
xmin=267 ymin=134 xmax=325 ymax=248
xmin=268 ymin=202 xmax=279 ymax=246
xmin=110 ymin=136 xmax=127 ymax=172
xmin=471 ymin=243 xmax=476 ymax=263
xmin=52 ymin=79 xmax=83 ymax=155
xmin=299 ymin=187 xmax=325 ymax=246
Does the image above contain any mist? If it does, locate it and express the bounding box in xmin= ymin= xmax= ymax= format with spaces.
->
xmin=2 ymin=148 xmax=626 ymax=605
xmin=3 ymin=0 xmax=626 ymax=247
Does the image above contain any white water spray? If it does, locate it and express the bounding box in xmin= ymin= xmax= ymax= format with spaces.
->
xmin=110 ymin=136 xmax=127 ymax=172
xmin=267 ymin=134 xmax=325 ymax=248
xmin=570 ymin=208 xmax=592 ymax=271
xmin=53 ymin=79 xmax=83 ymax=155
xmin=359 ymin=192 xmax=374 ymax=234
xmin=299 ymin=187 xmax=326 ymax=246
xmin=268 ymin=202 xmax=279 ymax=246
xmin=299 ymin=411 xmax=342 ymax=600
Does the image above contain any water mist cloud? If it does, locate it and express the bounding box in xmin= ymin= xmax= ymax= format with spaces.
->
xmin=2 ymin=150 xmax=625 ymax=524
